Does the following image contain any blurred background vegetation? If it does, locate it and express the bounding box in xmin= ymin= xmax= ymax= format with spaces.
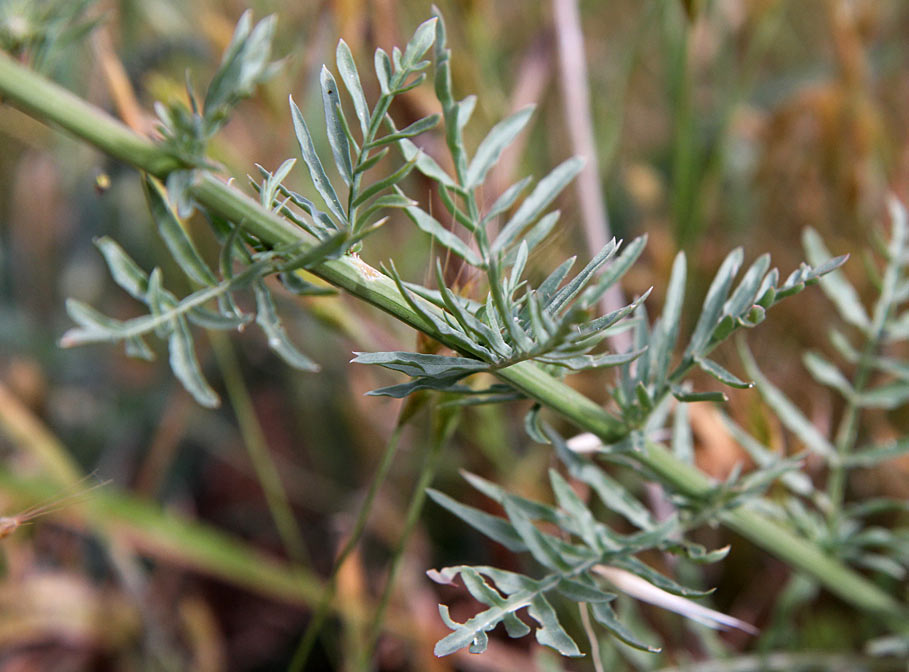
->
xmin=0 ymin=0 xmax=907 ymax=669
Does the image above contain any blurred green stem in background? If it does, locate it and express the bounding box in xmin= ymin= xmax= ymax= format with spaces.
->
xmin=290 ymin=406 xmax=409 ymax=671
xmin=358 ymin=402 xmax=460 ymax=669
xmin=210 ymin=331 xmax=312 ymax=567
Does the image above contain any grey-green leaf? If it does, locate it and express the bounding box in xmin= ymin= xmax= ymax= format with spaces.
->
xmin=651 ymin=252 xmax=686 ymax=388
xmin=336 ymin=40 xmax=369 ymax=137
xmin=204 ymin=12 xmax=277 ymax=123
xmin=320 ymin=66 xmax=353 ymax=186
xmin=556 ymin=577 xmax=616 ymax=603
xmin=146 ymin=177 xmax=217 ymax=287
xmin=493 ymin=157 xmax=584 ymax=254
xmin=484 ymin=177 xmax=532 ymax=226
xmin=580 ymin=235 xmax=648 ymax=309
xmin=60 ymin=299 xmax=124 ymax=345
xmin=547 ymin=240 xmax=619 ymax=315
xmin=685 ymin=248 xmax=744 ymax=357
xmin=397 ymin=137 xmax=459 ymax=190
xmin=402 ymin=17 xmax=438 ymax=69
xmin=427 ymin=488 xmax=526 ymax=552
xmin=254 ymin=281 xmax=320 ymax=371
xmin=670 ymin=385 xmax=727 ymax=403
xmin=672 ymin=402 xmax=694 ymax=463
xmin=94 ymin=237 xmax=149 ymax=301
xmin=528 ymin=595 xmax=583 ymax=657
xmin=844 ymin=439 xmax=909 ymax=467
xmin=403 ymin=205 xmax=483 ymax=266
xmin=724 ymin=253 xmax=770 ymax=319
xmin=803 ymin=351 xmax=853 ymax=398
xmin=466 ymin=106 xmax=535 ymax=189
xmin=168 ymin=317 xmax=219 ymax=408
xmin=856 ymin=382 xmax=909 ymax=410
xmin=590 ymin=600 xmax=661 ymax=652
xmin=125 ymin=335 xmax=155 ymax=361
xmin=503 ymin=497 xmax=570 ymax=571
xmin=549 ymin=470 xmax=600 ymax=550
xmin=289 ymin=97 xmax=347 ymax=225
xmin=739 ymin=341 xmax=838 ymax=462
xmin=696 ymin=357 xmax=752 ymax=389
xmin=352 ymin=351 xmax=488 ymax=378
xmin=374 ymin=48 xmax=392 ymax=94
xmin=549 ymin=426 xmax=655 ymax=530
xmin=802 ymin=227 xmax=870 ymax=332
xmin=367 ymin=115 xmax=440 ymax=149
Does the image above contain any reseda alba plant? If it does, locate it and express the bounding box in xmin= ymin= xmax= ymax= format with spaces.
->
xmin=0 ymin=5 xmax=905 ymax=663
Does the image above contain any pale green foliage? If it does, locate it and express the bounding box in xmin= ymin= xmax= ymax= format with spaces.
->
xmin=427 ymin=428 xmax=736 ymax=656
xmin=335 ymin=11 xmax=847 ymax=658
xmin=350 ymin=12 xmax=845 ymax=419
xmin=279 ymin=17 xmax=440 ymax=248
xmin=0 ymin=0 xmax=97 ymax=72
xmin=60 ymin=177 xmax=332 ymax=407
xmin=155 ymin=11 xmax=280 ymax=171
xmin=733 ymin=200 xmax=909 ymax=587
xmin=52 ymin=8 xmax=889 ymax=661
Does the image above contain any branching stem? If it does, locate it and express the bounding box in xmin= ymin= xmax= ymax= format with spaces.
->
xmin=0 ymin=50 xmax=903 ymax=621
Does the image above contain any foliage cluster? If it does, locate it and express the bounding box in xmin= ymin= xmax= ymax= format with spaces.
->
xmin=0 ymin=1 xmax=906 ymax=670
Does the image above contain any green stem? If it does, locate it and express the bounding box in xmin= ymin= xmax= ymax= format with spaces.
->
xmin=210 ymin=332 xmax=311 ymax=567
xmin=0 ymin=51 xmax=904 ymax=621
xmin=289 ymin=419 xmax=407 ymax=672
xmin=641 ymin=439 xmax=903 ymax=616
xmin=348 ymin=93 xmax=392 ymax=230
xmin=828 ymin=223 xmax=905 ymax=524
xmin=359 ymin=405 xmax=459 ymax=670
xmin=0 ymin=53 xmax=181 ymax=177
xmin=826 ymin=346 xmax=871 ymax=523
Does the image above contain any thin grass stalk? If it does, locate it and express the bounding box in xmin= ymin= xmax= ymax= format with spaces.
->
xmin=579 ymin=602 xmax=606 ymax=672
xmin=0 ymin=51 xmax=903 ymax=620
xmin=653 ymin=651 xmax=908 ymax=672
xmin=0 ymin=382 xmax=82 ymax=484
xmin=664 ymin=6 xmax=698 ymax=248
xmin=210 ymin=331 xmax=311 ymax=567
xmin=552 ymin=0 xmax=626 ymax=324
xmin=288 ymin=418 xmax=407 ymax=672
xmin=358 ymin=404 xmax=459 ymax=670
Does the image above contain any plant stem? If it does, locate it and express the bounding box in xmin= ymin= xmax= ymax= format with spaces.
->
xmin=358 ymin=404 xmax=459 ymax=670
xmin=289 ymin=418 xmax=407 ymax=672
xmin=210 ymin=332 xmax=311 ymax=567
xmin=641 ymin=438 xmax=902 ymax=616
xmin=552 ymin=0 xmax=627 ymax=326
xmin=0 ymin=53 xmax=181 ymax=177
xmin=579 ymin=602 xmax=606 ymax=672
xmin=828 ymin=219 xmax=905 ymax=525
xmin=0 ymin=51 xmax=904 ymax=621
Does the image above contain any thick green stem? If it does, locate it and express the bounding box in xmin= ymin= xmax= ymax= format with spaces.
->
xmin=0 ymin=51 xmax=904 ymax=620
xmin=641 ymin=440 xmax=904 ymax=616
xmin=0 ymin=53 xmax=181 ymax=177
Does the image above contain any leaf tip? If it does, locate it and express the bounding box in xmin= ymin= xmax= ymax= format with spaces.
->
xmin=426 ymin=568 xmax=456 ymax=586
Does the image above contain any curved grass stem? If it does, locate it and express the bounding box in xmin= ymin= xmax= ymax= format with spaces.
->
xmin=358 ymin=404 xmax=459 ymax=670
xmin=289 ymin=410 xmax=408 ymax=672
xmin=210 ymin=332 xmax=311 ymax=567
